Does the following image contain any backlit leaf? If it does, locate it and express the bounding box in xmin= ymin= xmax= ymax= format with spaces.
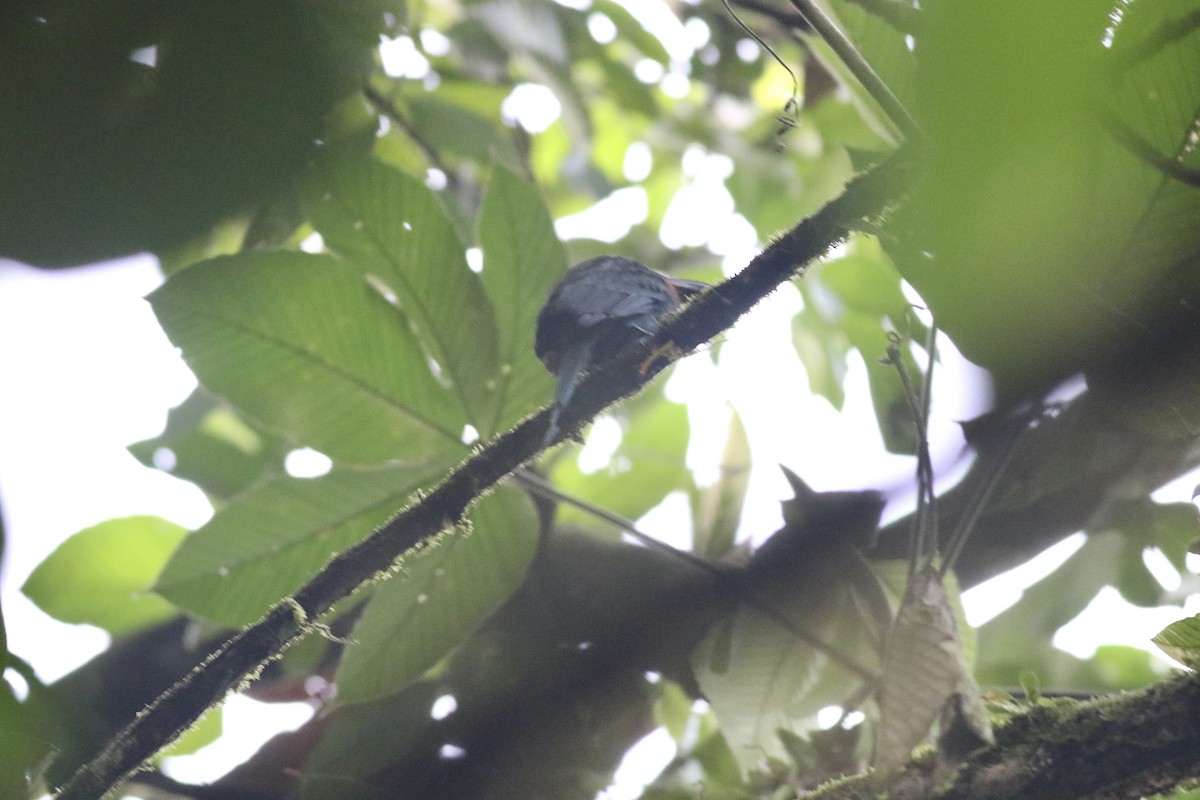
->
xmin=150 ymin=251 xmax=466 ymax=463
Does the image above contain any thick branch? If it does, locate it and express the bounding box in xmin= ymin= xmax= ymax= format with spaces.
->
xmin=806 ymin=669 xmax=1200 ymax=800
xmin=53 ymin=151 xmax=914 ymax=800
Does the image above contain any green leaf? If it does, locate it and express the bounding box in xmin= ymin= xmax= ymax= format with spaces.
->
xmin=692 ymin=558 xmax=886 ymax=775
xmin=475 ymin=0 xmax=570 ymax=65
xmin=819 ymin=235 xmax=913 ymax=319
xmin=157 ymin=462 xmax=449 ymax=626
xmin=478 ymin=168 xmax=568 ymax=434
xmin=791 ymin=311 xmax=849 ymax=410
xmin=1087 ymin=645 xmax=1163 ymax=689
xmin=976 ymin=533 xmax=1121 ymax=686
xmin=891 ymin=0 xmax=1161 ymax=393
xmin=128 ymin=388 xmax=288 ymax=501
xmin=1107 ymin=500 xmax=1200 ymax=600
xmin=845 ymin=313 xmax=921 ymax=454
xmin=830 ymin=0 xmax=917 ymax=101
xmin=1153 ymin=614 xmax=1200 ymax=670
xmin=655 ymin=680 xmax=695 ymax=740
xmin=0 ymin=684 xmax=49 ymax=800
xmin=22 ymin=516 xmax=186 ymax=636
xmin=594 ymin=50 xmax=659 ymax=119
xmin=550 ymin=393 xmax=693 ymax=532
xmin=301 ymin=682 xmax=441 ymax=800
xmin=0 ymin=2 xmax=377 ymax=266
xmin=150 ymin=251 xmax=466 ymax=463
xmin=692 ymin=598 xmax=871 ymax=776
xmin=591 ymin=0 xmax=671 ymax=64
xmin=407 ymin=96 xmax=523 ymax=172
xmin=304 ymin=157 xmax=502 ymax=432
xmin=813 ymin=236 xmax=927 ymax=453
xmin=418 ymin=79 xmax=510 ymax=120
xmin=691 ymin=410 xmax=751 ymax=559
xmin=335 ymin=485 xmax=538 ymax=702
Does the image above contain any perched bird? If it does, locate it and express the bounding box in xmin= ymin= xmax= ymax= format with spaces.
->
xmin=535 ymin=255 xmax=708 ymax=443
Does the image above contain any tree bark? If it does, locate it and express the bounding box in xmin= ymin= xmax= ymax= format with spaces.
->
xmin=808 ymin=669 xmax=1200 ymax=800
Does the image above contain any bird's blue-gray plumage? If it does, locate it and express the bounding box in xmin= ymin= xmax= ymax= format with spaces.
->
xmin=535 ymin=256 xmax=707 ymax=443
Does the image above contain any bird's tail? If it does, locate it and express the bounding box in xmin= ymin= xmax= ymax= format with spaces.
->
xmin=544 ymin=340 xmax=593 ymax=445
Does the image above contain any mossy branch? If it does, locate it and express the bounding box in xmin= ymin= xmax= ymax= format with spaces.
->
xmin=804 ymin=669 xmax=1200 ymax=800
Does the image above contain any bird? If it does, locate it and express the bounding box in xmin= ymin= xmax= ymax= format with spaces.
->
xmin=535 ymin=255 xmax=709 ymax=444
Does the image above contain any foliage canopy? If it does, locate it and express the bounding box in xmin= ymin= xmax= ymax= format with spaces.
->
xmin=4 ymin=1 xmax=1200 ymax=799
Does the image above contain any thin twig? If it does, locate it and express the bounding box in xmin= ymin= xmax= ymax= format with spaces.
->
xmin=918 ymin=323 xmax=939 ymax=557
xmin=884 ymin=332 xmax=936 ymax=580
xmin=722 ymin=0 xmax=801 ymax=146
xmin=513 ymin=467 xmax=707 ymax=564
xmin=513 ymin=468 xmax=879 ymax=682
xmin=363 ymin=84 xmax=454 ymax=179
xmin=940 ymin=406 xmax=1039 ymax=578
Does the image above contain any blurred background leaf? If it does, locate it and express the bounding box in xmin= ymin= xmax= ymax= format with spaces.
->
xmin=22 ymin=517 xmax=185 ymax=636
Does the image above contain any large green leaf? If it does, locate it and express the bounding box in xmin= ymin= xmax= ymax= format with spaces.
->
xmin=0 ymin=1 xmax=378 ymax=267
xmin=890 ymin=0 xmax=1195 ymax=394
xmin=156 ymin=462 xmax=449 ymax=626
xmin=1101 ymin=0 xmax=1200 ymax=269
xmin=22 ymin=516 xmax=186 ymax=636
xmin=478 ymin=168 xmax=568 ymax=434
xmin=304 ymin=158 xmax=502 ymax=432
xmin=694 ymin=540 xmax=890 ymax=774
xmin=334 ymin=485 xmax=538 ymax=702
xmin=692 ymin=576 xmax=882 ymax=775
xmin=150 ymin=251 xmax=466 ymax=463
xmin=1108 ymin=1 xmax=1200 ymax=161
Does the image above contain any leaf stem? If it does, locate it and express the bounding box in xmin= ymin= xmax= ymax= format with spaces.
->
xmin=788 ymin=0 xmax=920 ymax=140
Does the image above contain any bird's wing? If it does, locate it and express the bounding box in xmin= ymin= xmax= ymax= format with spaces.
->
xmin=665 ymin=277 xmax=709 ymax=301
xmin=552 ymin=280 xmax=662 ymax=328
